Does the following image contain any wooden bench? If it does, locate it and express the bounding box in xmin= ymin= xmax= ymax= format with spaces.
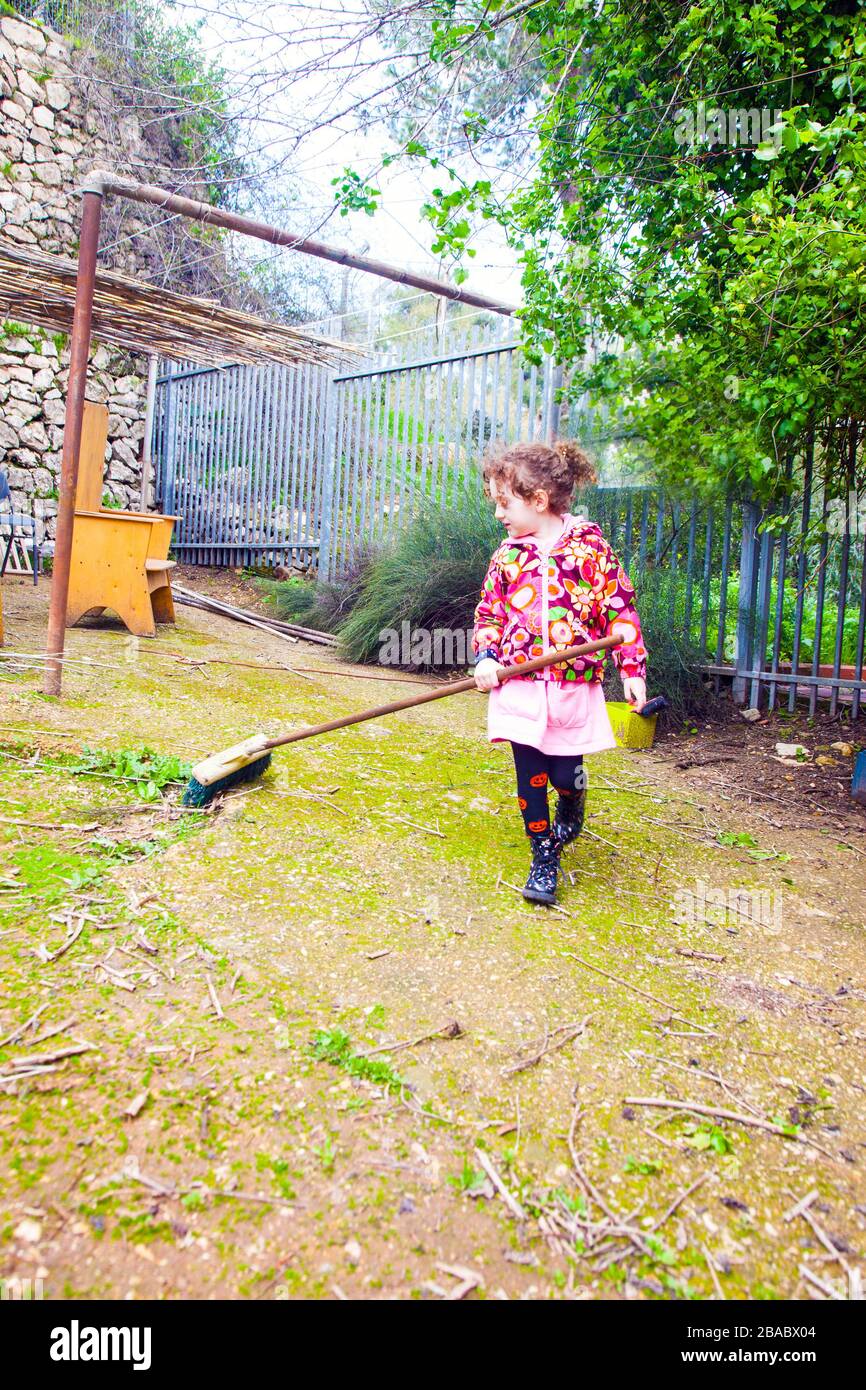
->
xmin=67 ymin=402 xmax=179 ymax=637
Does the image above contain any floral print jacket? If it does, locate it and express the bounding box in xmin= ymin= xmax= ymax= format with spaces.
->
xmin=472 ymin=514 xmax=647 ymax=685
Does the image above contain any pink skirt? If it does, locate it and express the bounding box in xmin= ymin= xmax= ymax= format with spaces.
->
xmin=487 ymin=677 xmax=617 ymax=755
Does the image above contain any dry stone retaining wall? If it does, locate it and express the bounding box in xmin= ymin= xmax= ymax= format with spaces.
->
xmin=0 ymin=12 xmax=206 ymax=537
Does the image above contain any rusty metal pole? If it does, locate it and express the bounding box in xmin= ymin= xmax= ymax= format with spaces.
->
xmin=43 ymin=179 xmax=104 ymax=698
xmin=92 ymin=173 xmax=518 ymax=318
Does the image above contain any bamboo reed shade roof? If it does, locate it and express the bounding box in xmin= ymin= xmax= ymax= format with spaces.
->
xmin=0 ymin=241 xmax=355 ymax=369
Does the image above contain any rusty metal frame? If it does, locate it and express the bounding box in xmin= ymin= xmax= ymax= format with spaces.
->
xmin=43 ymin=171 xmax=516 ymax=696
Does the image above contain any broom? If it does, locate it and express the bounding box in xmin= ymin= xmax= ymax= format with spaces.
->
xmin=181 ymin=634 xmax=625 ymax=808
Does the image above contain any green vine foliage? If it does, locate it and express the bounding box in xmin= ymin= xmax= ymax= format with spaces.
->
xmin=354 ymin=1 xmax=866 ymax=505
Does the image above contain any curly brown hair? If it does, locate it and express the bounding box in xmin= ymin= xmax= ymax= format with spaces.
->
xmin=481 ymin=439 xmax=597 ymax=514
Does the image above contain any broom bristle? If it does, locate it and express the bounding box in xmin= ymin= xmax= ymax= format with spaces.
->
xmin=181 ymin=752 xmax=273 ymax=808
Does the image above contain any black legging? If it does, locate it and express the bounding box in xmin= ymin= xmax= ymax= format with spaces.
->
xmin=511 ymin=742 xmax=585 ymax=838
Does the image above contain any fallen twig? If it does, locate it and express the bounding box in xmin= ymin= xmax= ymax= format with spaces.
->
xmin=473 ymin=1148 xmax=526 ymax=1221
xmin=799 ymin=1264 xmax=845 ymax=1300
xmin=0 ymin=1003 xmax=49 ymax=1047
xmin=370 ymin=808 xmax=445 ymax=837
xmin=649 ymin=1175 xmax=708 ymax=1233
xmin=1 ymin=1042 xmax=93 ymax=1074
xmin=363 ymin=1020 xmax=463 ymax=1058
xmin=435 ymin=1262 xmax=485 ymax=1300
xmin=39 ymin=916 xmax=86 ymax=964
xmin=561 ymin=951 xmax=714 ymax=1033
xmin=502 ymin=878 xmax=575 ymax=918
xmin=502 ymin=1016 xmax=592 ymax=1077
xmin=623 ymin=1097 xmax=837 ymax=1158
xmin=783 ymin=1189 xmax=819 ymax=1223
xmin=205 ymin=975 xmax=224 ymax=1020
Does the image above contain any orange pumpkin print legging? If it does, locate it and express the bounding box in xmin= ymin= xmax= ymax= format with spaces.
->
xmin=511 ymin=742 xmax=584 ymax=838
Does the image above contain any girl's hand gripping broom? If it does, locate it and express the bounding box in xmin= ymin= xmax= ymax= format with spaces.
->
xmin=181 ymin=634 xmax=624 ymax=808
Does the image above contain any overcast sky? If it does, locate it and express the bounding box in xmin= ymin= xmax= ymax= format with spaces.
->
xmin=175 ymin=0 xmax=525 ymax=321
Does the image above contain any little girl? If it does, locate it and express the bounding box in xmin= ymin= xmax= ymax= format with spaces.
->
xmin=473 ymin=440 xmax=647 ymax=905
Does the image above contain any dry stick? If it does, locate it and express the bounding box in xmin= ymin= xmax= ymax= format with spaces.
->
xmin=501 ymin=879 xmax=575 ymax=919
xmin=798 ymin=1265 xmax=845 ymax=1301
xmin=661 ymin=1028 xmax=720 ymax=1039
xmin=97 ymin=962 xmax=136 ymax=993
xmin=649 ymin=1175 xmax=708 ymax=1234
xmin=1 ymin=1042 xmax=94 ymax=1073
xmin=0 ymin=727 xmax=76 ymax=737
xmin=296 ymin=666 xmax=444 ymax=685
xmin=0 ymin=815 xmax=100 ymax=831
xmin=641 ymin=1123 xmax=682 ymax=1150
xmin=398 ymin=1088 xmax=461 ymax=1128
xmin=783 ymin=1188 xmax=819 ymax=1223
xmin=43 ymin=917 xmax=86 ymax=964
xmin=567 ymin=1102 xmax=651 ymax=1259
xmin=627 ymin=1049 xmax=764 ymax=1120
xmin=205 ymin=975 xmax=224 ymax=1019
xmin=26 ymin=1018 xmax=79 ymax=1047
xmin=561 ymin=951 xmax=714 ymax=1034
xmin=582 ymin=828 xmax=619 ymax=851
xmin=113 ymin=944 xmax=172 ymax=983
xmin=473 ymin=1148 xmax=526 ymax=1221
xmin=294 ymin=786 xmax=350 ymax=816
xmin=502 ymin=1016 xmax=592 ymax=1077
xmin=1 ymin=1066 xmax=61 ymax=1087
xmin=362 ymin=1021 xmax=462 ymax=1059
xmin=800 ymin=1208 xmax=852 ymax=1276
xmin=370 ymin=808 xmax=445 ymax=838
xmin=700 ymin=1240 xmax=727 ymax=1300
xmin=0 ymin=1003 xmax=49 ymax=1048
xmin=623 ymin=1097 xmax=837 ymax=1160
xmin=140 ymin=646 xmax=438 ymax=686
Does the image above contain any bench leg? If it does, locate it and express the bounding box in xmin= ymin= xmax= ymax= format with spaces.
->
xmin=68 ymin=598 xmax=155 ymax=638
xmin=66 ymin=601 xmax=106 ymax=627
xmin=150 ymin=581 xmax=175 ymax=625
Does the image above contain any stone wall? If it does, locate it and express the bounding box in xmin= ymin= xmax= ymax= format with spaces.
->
xmin=0 ymin=11 xmax=215 ymax=539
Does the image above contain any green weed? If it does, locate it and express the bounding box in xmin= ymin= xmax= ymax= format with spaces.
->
xmin=448 ymin=1157 xmax=487 ymax=1194
xmin=310 ymin=1027 xmax=405 ymax=1093
xmin=68 ymin=746 xmax=192 ymax=800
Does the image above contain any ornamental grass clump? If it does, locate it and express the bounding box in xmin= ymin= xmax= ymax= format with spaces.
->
xmin=337 ymin=493 xmax=502 ymax=668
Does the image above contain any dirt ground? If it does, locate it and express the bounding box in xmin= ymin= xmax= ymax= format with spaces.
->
xmin=1 ymin=573 xmax=865 ymax=1302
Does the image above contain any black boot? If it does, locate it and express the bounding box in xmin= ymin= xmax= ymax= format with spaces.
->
xmin=522 ymin=832 xmax=561 ymax=905
xmin=553 ymin=789 xmax=586 ymax=849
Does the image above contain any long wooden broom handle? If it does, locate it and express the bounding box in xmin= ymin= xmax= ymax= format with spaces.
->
xmin=261 ymin=634 xmax=624 ymax=752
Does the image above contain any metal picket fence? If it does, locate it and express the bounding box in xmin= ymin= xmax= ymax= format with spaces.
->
xmin=323 ymin=322 xmax=565 ymax=577
xmin=582 ymin=482 xmax=865 ymax=717
xmin=152 ymin=359 xmax=330 ymax=569
xmin=151 ymin=325 xmax=865 ymax=712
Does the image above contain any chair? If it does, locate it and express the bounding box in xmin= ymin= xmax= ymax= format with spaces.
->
xmin=0 ymin=467 xmax=39 ymax=585
xmin=67 ymin=402 xmax=179 ymax=637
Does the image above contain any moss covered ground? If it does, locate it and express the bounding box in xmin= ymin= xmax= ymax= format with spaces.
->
xmin=0 ymin=579 xmax=864 ymax=1300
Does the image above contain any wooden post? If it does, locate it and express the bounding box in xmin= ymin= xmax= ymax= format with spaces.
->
xmin=733 ymin=498 xmax=760 ymax=706
xmin=139 ymin=353 xmax=158 ymax=510
xmin=43 ymin=180 xmax=103 ymax=698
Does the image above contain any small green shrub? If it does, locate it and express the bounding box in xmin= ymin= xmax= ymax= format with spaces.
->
xmin=337 ymin=492 xmax=501 ymax=667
